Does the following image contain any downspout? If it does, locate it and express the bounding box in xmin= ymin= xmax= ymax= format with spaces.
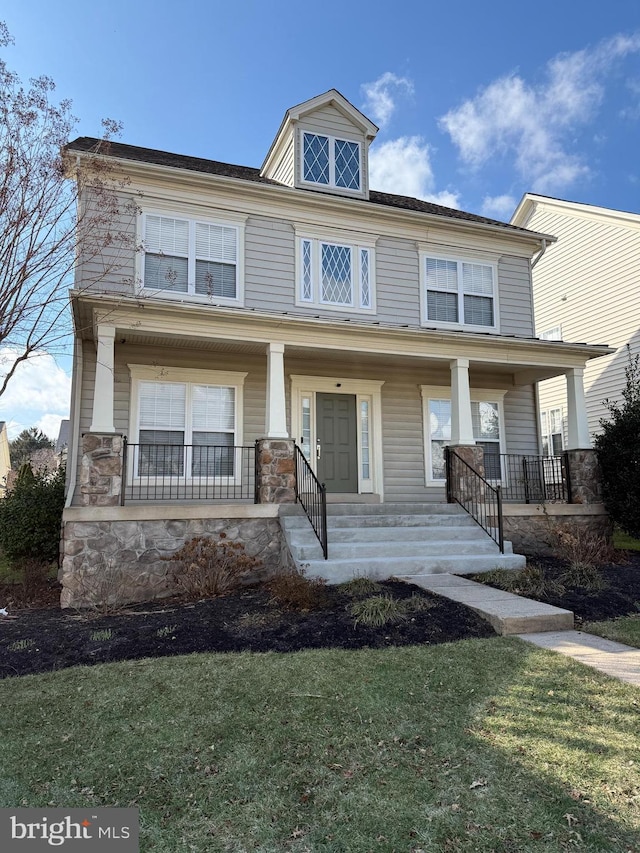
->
xmin=531 ymin=238 xmax=547 ymax=269
xmin=65 ymin=336 xmax=83 ymax=508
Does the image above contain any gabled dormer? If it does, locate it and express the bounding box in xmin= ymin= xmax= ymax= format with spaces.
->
xmin=260 ymin=89 xmax=378 ymax=200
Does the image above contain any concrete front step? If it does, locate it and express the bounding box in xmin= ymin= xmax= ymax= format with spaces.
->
xmin=303 ymin=552 xmax=525 ymax=584
xmin=286 ymin=524 xmax=491 ymax=545
xmin=294 ymin=538 xmax=513 ymax=561
xmin=401 ymin=573 xmax=574 ymax=635
xmin=283 ymin=513 xmax=477 ymax=530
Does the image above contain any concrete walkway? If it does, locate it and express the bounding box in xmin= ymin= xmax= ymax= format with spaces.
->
xmin=400 ymin=573 xmax=573 ymax=635
xmin=518 ymin=631 xmax=640 ymax=687
xmin=401 ymin=573 xmax=640 ymax=687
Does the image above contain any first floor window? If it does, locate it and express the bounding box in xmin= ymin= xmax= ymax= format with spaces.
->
xmin=425 ymin=395 xmax=502 ymax=481
xmin=541 ymin=408 xmax=563 ymax=456
xmin=142 ymin=213 xmax=241 ymax=302
xmin=423 ymin=255 xmax=496 ymax=329
xmin=137 ymin=379 xmax=237 ymax=478
xmin=298 ymin=237 xmax=374 ymax=311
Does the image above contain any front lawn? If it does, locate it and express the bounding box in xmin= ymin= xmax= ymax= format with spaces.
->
xmin=583 ymin=614 xmax=640 ymax=648
xmin=0 ymin=640 xmax=638 ymax=852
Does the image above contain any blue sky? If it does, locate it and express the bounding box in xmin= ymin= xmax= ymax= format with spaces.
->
xmin=1 ymin=0 xmax=639 ymax=439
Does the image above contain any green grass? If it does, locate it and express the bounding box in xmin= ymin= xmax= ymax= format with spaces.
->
xmin=583 ymin=614 xmax=640 ymax=648
xmin=613 ymin=527 xmax=640 ymax=551
xmin=1 ymin=640 xmax=638 ymax=852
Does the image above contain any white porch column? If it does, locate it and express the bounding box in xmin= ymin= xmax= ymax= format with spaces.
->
xmin=449 ymin=358 xmax=475 ymax=445
xmin=90 ymin=324 xmax=116 ymax=433
xmin=266 ymin=342 xmax=288 ymax=438
xmin=566 ymin=367 xmax=591 ymax=449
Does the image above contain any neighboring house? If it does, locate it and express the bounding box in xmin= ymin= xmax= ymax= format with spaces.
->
xmin=0 ymin=422 xmax=10 ymax=496
xmin=55 ymin=419 xmax=70 ymax=467
xmin=59 ymin=90 xmax=610 ymax=606
xmin=511 ymin=194 xmax=640 ymax=446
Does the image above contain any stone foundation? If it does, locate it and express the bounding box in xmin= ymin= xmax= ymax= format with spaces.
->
xmin=500 ymin=504 xmax=612 ymax=556
xmin=565 ymin=449 xmax=603 ymax=504
xmin=60 ymin=506 xmax=294 ymax=608
xmin=256 ymin=438 xmax=296 ymax=503
xmin=79 ymin=433 xmax=123 ymax=507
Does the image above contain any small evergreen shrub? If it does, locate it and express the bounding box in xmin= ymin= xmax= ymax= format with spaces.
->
xmin=594 ymin=348 xmax=640 ymax=538
xmin=268 ymin=570 xmax=329 ymax=611
xmin=477 ymin=564 xmax=565 ymax=599
xmin=169 ymin=533 xmax=261 ymax=600
xmin=0 ymin=463 xmax=64 ymax=564
xmin=558 ymin=562 xmax=607 ymax=592
xmin=338 ymin=576 xmax=384 ymax=598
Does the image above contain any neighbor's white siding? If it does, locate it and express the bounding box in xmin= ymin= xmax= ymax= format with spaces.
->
xmin=523 ymin=201 xmax=640 ymax=437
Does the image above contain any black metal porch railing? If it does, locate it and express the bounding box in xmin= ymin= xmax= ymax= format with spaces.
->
xmin=294 ymin=444 xmax=328 ymax=559
xmin=445 ymin=447 xmax=504 ymax=552
xmin=121 ymin=439 xmax=256 ymax=503
xmin=496 ymin=453 xmax=568 ymax=503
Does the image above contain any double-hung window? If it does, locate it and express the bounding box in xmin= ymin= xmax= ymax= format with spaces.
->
xmin=421 ymin=387 xmax=505 ymax=482
xmin=141 ymin=213 xmax=243 ymax=304
xmin=298 ymin=235 xmax=374 ymax=312
xmin=130 ymin=367 xmax=246 ymax=480
xmin=541 ymin=408 xmax=563 ymax=456
xmin=422 ymin=254 xmax=497 ymax=330
xmin=301 ymin=132 xmax=361 ymax=192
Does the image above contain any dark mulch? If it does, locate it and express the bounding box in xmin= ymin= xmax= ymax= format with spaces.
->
xmin=0 ymin=580 xmax=494 ymax=679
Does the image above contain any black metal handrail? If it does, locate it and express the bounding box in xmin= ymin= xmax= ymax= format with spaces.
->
xmin=495 ymin=453 xmax=568 ymax=503
xmin=294 ymin=444 xmax=328 ymax=559
xmin=122 ymin=439 xmax=256 ymax=503
xmin=445 ymin=447 xmax=504 ymax=552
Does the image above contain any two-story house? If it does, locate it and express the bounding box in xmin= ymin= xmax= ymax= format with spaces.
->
xmin=511 ymin=194 xmax=640 ymax=449
xmin=59 ymin=90 xmax=610 ymax=607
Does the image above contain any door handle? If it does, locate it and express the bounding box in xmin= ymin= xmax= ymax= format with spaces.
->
xmin=316 ymin=440 xmax=321 ymax=460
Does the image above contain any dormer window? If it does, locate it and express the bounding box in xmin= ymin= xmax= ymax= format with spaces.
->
xmin=302 ymin=132 xmax=361 ymax=191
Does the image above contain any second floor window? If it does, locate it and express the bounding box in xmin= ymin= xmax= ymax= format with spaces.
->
xmin=142 ymin=214 xmax=241 ymax=302
xmin=299 ymin=237 xmax=373 ymax=311
xmin=422 ymin=255 xmax=497 ymax=329
xmin=302 ymin=132 xmax=361 ymax=191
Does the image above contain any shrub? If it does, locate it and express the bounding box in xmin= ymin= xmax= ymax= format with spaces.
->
xmin=169 ymin=534 xmax=261 ymax=600
xmin=0 ymin=463 xmax=64 ymax=564
xmin=338 ymin=576 xmax=384 ymax=598
xmin=477 ymin=564 xmax=565 ymax=599
xmin=550 ymin=526 xmax=616 ymax=574
xmin=349 ymin=594 xmax=408 ymax=628
xmin=558 ymin=562 xmax=607 ymax=592
xmin=594 ymin=348 xmax=640 ymax=538
xmin=268 ymin=569 xmax=329 ymax=611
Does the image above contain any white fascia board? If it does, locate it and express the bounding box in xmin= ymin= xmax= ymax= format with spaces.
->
xmin=512 ymin=193 xmax=640 ymax=233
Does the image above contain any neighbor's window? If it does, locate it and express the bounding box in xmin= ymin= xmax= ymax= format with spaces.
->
xmin=423 ymin=256 xmax=496 ymax=328
xmin=143 ymin=214 xmax=241 ymax=302
xmin=541 ymin=408 xmax=563 ymax=456
xmin=302 ymin=132 xmax=361 ymax=191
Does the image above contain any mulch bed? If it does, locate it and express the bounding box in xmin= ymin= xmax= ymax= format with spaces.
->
xmin=2 ymin=555 xmax=638 ymax=680
xmin=0 ymin=579 xmax=494 ymax=679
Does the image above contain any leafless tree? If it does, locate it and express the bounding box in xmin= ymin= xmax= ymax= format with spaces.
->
xmin=0 ymin=22 xmax=138 ymax=398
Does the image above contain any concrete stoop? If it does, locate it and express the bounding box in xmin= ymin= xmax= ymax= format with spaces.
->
xmin=401 ymin=573 xmax=574 ymax=635
xmin=280 ymin=502 xmax=526 ymax=584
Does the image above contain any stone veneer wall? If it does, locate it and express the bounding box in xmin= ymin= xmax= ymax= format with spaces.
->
xmin=501 ymin=505 xmax=612 ymax=557
xmin=60 ymin=510 xmax=294 ymax=608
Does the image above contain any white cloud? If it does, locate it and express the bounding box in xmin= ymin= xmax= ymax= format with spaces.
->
xmin=0 ymin=349 xmax=71 ymax=439
xmin=369 ymin=136 xmax=460 ymax=208
xmin=439 ymin=32 xmax=640 ymax=194
xmin=361 ymin=72 xmax=414 ymax=128
xmin=481 ymin=194 xmax=518 ymax=220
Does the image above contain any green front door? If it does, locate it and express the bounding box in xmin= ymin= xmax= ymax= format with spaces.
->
xmin=316 ymin=393 xmax=358 ymax=493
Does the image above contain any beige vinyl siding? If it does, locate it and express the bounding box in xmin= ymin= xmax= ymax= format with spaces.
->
xmin=498 ymin=255 xmax=534 ymax=336
xmin=300 ymin=104 xmax=364 ymax=140
xmin=244 ymin=217 xmax=296 ymax=312
xmin=271 ymin=134 xmax=295 ymax=187
xmin=375 ymin=237 xmax=421 ymax=325
xmin=75 ymin=190 xmax=137 ymax=295
xmin=503 ymin=385 xmax=540 ymax=454
xmin=525 ymin=202 xmax=640 ymax=436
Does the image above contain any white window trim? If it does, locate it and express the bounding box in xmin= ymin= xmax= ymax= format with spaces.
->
xmin=420 ymin=385 xmax=507 ymax=486
xmin=136 ymin=208 xmax=246 ymax=307
xmin=418 ymin=250 xmax=500 ymax=333
xmin=127 ymin=365 xmax=247 ymax=486
xmin=299 ymin=129 xmax=363 ymax=194
xmin=290 ymin=375 xmax=384 ymax=498
xmin=295 ymin=229 xmax=376 ymax=314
